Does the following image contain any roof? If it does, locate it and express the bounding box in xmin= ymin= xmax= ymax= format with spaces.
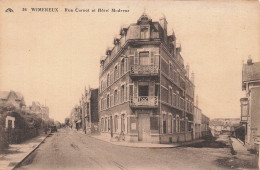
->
xmin=0 ymin=90 xmax=24 ymax=100
xmin=242 ymin=61 xmax=260 ymax=82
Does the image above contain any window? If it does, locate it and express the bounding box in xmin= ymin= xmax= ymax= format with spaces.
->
xmin=139 ymin=51 xmax=149 ymax=65
xmin=138 ymin=85 xmax=149 ymax=96
xmin=107 ymin=74 xmax=110 ymax=87
xmin=180 ymin=120 xmax=185 ymax=132
xmin=176 ymin=116 xmax=180 ymax=132
xmin=155 ymin=85 xmax=159 ymax=96
xmin=110 ymin=71 xmax=114 ymax=84
xmin=169 ymin=115 xmax=173 ymax=134
xmin=101 ymin=80 xmax=103 ymax=91
xmin=150 ymin=117 xmax=159 ymax=130
xmin=101 ymin=118 xmax=104 ymax=131
xmin=120 ymin=59 xmax=125 ymax=75
xmin=169 ymin=63 xmax=173 ymax=79
xmin=121 ymin=85 xmax=125 ymax=102
xmin=107 ymin=94 xmax=110 ymax=108
xmin=129 ymin=84 xmax=133 ymax=98
xmin=121 ymin=114 xmax=125 ymax=132
xmin=141 ymin=27 xmax=149 ymax=39
xmin=169 ymin=87 xmax=172 ymax=105
xmin=110 ymin=95 xmax=114 ymax=107
xmin=173 ymin=93 xmax=176 ymax=106
xmin=114 ymin=90 xmax=118 ymax=105
xmin=163 ymin=114 xmax=167 ymax=134
xmin=114 ymin=65 xmax=118 ymax=80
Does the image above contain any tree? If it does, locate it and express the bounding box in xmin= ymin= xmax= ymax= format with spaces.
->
xmin=65 ymin=118 xmax=70 ymax=126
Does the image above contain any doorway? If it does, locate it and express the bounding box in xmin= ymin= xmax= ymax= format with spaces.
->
xmin=138 ymin=114 xmax=150 ymax=142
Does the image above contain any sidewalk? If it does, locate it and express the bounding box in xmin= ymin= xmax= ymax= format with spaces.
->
xmin=0 ymin=133 xmax=49 ymax=170
xmin=88 ymin=133 xmax=205 ymax=148
xmin=231 ymin=137 xmax=250 ymax=155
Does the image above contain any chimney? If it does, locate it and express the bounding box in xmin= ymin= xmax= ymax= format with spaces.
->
xmin=186 ymin=64 xmax=190 ymax=78
xmin=191 ymin=72 xmax=195 ymax=84
xmin=247 ymin=56 xmax=253 ymax=65
xmin=159 ymin=15 xmax=167 ymax=32
xmin=159 ymin=15 xmax=168 ymax=43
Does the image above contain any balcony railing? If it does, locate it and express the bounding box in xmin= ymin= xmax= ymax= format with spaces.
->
xmin=130 ymin=96 xmax=158 ymax=107
xmin=130 ymin=65 xmax=159 ymax=76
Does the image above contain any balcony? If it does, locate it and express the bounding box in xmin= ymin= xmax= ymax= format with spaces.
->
xmin=130 ymin=96 xmax=158 ymax=108
xmin=130 ymin=65 xmax=159 ymax=76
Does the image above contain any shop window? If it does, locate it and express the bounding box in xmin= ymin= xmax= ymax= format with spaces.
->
xmin=163 ymin=114 xmax=167 ymax=134
xmin=169 ymin=115 xmax=173 ymax=133
xmin=114 ymin=115 xmax=118 ymax=132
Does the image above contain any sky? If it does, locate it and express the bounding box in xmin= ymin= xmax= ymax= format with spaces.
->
xmin=0 ymin=1 xmax=259 ymax=122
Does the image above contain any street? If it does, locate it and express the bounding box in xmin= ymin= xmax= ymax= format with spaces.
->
xmin=14 ymin=128 xmax=241 ymax=170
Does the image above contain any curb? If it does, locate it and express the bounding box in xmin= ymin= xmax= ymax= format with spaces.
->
xmin=88 ymin=135 xmax=206 ymax=149
xmin=12 ymin=133 xmax=50 ymax=170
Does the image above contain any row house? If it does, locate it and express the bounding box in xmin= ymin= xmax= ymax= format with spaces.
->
xmin=193 ymin=96 xmax=210 ymax=139
xmin=69 ymin=105 xmax=82 ymax=129
xmin=99 ymin=13 xmax=195 ymax=143
xmin=80 ymin=87 xmax=99 ymax=134
xmin=240 ymin=58 xmax=260 ymax=150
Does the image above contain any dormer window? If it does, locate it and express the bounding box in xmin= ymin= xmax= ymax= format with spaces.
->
xmin=141 ymin=27 xmax=149 ymax=39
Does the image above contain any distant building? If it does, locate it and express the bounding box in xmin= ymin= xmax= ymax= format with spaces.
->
xmin=81 ymin=87 xmax=99 ymax=134
xmin=99 ymin=13 xmax=195 ymax=143
xmin=210 ymin=118 xmax=240 ymax=136
xmin=193 ymin=106 xmax=202 ymax=139
xmin=240 ymin=58 xmax=260 ymax=149
xmin=0 ymin=90 xmax=26 ymax=109
xmin=193 ymin=96 xmax=210 ymax=139
xmin=27 ymin=101 xmax=50 ymax=121
xmin=70 ymin=105 xmax=82 ymax=129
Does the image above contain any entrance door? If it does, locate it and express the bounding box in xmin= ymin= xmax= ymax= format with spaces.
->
xmin=138 ymin=114 xmax=150 ymax=142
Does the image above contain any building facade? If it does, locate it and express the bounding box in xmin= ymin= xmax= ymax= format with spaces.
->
xmin=240 ymin=58 xmax=260 ymax=149
xmin=99 ymin=13 xmax=195 ymax=143
xmin=193 ymin=104 xmax=210 ymax=139
xmin=81 ymin=87 xmax=99 ymax=134
xmin=70 ymin=105 xmax=82 ymax=129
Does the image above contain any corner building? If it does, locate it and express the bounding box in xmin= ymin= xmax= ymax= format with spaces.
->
xmin=99 ymin=13 xmax=195 ymax=143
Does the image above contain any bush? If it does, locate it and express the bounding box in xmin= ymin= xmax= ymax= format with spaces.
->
xmin=0 ymin=106 xmax=46 ymax=146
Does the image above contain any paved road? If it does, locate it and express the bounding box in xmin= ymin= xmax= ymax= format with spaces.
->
xmin=16 ymin=128 xmax=233 ymax=170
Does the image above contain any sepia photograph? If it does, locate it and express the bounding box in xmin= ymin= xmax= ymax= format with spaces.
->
xmin=0 ymin=1 xmax=260 ymax=170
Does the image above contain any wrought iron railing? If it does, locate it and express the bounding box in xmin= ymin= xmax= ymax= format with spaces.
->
xmin=130 ymin=96 xmax=158 ymax=106
xmin=130 ymin=65 xmax=159 ymax=75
